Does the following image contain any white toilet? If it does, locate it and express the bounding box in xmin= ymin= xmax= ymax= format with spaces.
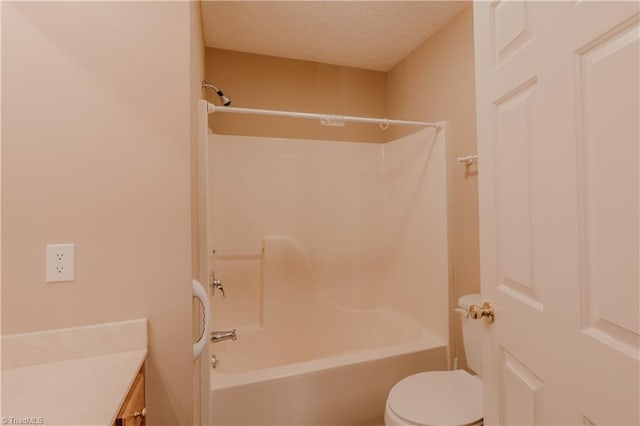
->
xmin=385 ymin=294 xmax=484 ymax=426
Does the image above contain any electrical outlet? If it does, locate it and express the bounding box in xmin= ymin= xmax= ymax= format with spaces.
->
xmin=46 ymin=243 xmax=75 ymax=283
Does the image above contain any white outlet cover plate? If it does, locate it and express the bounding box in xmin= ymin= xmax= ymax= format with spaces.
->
xmin=46 ymin=243 xmax=75 ymax=283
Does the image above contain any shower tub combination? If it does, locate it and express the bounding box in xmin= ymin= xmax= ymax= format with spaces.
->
xmin=205 ymin=125 xmax=450 ymax=425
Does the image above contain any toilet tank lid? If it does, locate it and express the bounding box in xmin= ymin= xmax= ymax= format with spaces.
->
xmin=458 ymin=294 xmax=483 ymax=310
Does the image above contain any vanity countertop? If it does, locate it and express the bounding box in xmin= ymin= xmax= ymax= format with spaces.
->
xmin=1 ymin=349 xmax=146 ymax=426
xmin=1 ymin=319 xmax=148 ymax=426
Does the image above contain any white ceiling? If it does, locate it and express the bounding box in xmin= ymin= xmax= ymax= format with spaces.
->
xmin=201 ymin=1 xmax=469 ymax=72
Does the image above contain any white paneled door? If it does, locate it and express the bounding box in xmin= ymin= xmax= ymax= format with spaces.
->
xmin=474 ymin=1 xmax=639 ymax=424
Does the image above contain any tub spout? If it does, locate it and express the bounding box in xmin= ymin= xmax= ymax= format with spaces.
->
xmin=210 ymin=329 xmax=237 ymax=343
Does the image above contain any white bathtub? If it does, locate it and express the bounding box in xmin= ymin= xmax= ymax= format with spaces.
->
xmin=208 ymin=237 xmax=448 ymax=424
xmin=210 ymin=306 xmax=447 ymax=425
xmin=210 ymin=336 xmax=446 ymax=425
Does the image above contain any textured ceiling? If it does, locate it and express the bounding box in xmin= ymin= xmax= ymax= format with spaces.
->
xmin=201 ymin=1 xmax=469 ymax=72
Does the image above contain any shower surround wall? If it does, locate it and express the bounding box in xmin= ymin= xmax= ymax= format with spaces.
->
xmin=208 ymin=127 xmax=449 ymax=342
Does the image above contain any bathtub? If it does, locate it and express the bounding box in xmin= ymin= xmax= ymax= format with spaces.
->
xmin=210 ymin=306 xmax=447 ymax=425
xmin=208 ymin=236 xmax=448 ymax=424
xmin=210 ymin=237 xmax=447 ymax=425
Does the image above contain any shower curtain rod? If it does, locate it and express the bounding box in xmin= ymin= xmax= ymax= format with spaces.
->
xmin=207 ymin=102 xmax=442 ymax=130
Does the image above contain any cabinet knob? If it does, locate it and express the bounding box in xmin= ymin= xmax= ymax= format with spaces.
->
xmin=134 ymin=407 xmax=147 ymax=418
xmin=133 ymin=407 xmax=147 ymax=425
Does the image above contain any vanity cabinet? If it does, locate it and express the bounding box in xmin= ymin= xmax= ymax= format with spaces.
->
xmin=114 ymin=364 xmax=146 ymax=426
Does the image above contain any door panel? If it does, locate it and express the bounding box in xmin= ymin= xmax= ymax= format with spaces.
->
xmin=499 ymin=348 xmax=545 ymax=425
xmin=492 ymin=0 xmax=534 ymax=66
xmin=495 ymin=78 xmax=542 ymax=311
xmin=576 ymin=16 xmax=639 ymax=359
xmin=474 ymin=1 xmax=639 ymax=424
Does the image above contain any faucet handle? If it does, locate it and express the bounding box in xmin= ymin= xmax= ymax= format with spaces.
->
xmin=210 ymin=272 xmax=225 ymax=298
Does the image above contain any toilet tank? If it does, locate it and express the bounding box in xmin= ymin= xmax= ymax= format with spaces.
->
xmin=458 ymin=294 xmax=484 ymax=377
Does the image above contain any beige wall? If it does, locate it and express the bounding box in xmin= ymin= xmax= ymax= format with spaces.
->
xmin=387 ymin=4 xmax=479 ymax=369
xmin=191 ymin=5 xmax=206 ymax=294
xmin=189 ymin=2 xmax=206 ymax=425
xmin=205 ymin=48 xmax=387 ymax=143
xmin=2 ymin=2 xmax=196 ymax=424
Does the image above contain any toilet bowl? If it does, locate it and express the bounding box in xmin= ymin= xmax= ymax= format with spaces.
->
xmin=384 ymin=294 xmax=484 ymax=426
xmin=384 ymin=370 xmax=482 ymax=426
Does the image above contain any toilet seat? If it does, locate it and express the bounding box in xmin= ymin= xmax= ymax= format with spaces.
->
xmin=386 ymin=370 xmax=482 ymax=426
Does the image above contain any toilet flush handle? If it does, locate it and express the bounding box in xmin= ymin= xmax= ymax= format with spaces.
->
xmin=454 ymin=308 xmax=469 ymax=319
xmin=469 ymin=302 xmax=495 ymax=324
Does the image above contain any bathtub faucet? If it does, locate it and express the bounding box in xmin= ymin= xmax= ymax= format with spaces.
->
xmin=210 ymin=329 xmax=237 ymax=343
